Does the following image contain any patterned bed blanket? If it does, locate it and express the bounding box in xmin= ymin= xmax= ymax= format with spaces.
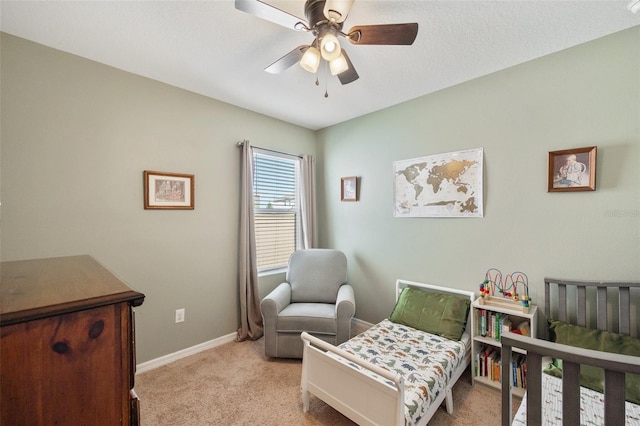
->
xmin=512 ymin=373 xmax=640 ymax=425
xmin=334 ymin=319 xmax=469 ymax=426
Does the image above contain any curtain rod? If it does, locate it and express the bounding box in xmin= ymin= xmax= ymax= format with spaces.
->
xmin=236 ymin=141 xmax=302 ymax=159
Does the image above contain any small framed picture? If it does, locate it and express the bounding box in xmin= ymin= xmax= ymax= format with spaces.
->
xmin=547 ymin=146 xmax=596 ymax=192
xmin=341 ymin=176 xmax=358 ymax=201
xmin=144 ymin=170 xmax=195 ymax=209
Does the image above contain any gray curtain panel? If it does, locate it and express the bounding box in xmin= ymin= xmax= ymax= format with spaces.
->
xmin=299 ymin=154 xmax=316 ymax=249
xmin=236 ymin=140 xmax=263 ymax=341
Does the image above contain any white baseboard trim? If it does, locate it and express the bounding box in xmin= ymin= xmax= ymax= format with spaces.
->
xmin=136 ymin=318 xmax=372 ymax=374
xmin=352 ymin=317 xmax=374 ymax=329
xmin=136 ymin=332 xmax=237 ymax=374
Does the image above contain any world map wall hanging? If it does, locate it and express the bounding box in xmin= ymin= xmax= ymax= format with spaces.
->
xmin=393 ymin=147 xmax=483 ymax=218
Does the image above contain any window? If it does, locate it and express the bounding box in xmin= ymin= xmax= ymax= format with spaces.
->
xmin=253 ymin=150 xmax=300 ymax=272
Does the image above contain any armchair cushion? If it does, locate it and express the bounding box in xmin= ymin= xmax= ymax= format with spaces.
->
xmin=287 ymin=249 xmax=347 ymax=303
xmin=277 ymin=303 xmax=337 ymax=335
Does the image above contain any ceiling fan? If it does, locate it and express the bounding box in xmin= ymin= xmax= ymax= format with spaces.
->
xmin=235 ymin=0 xmax=419 ymax=85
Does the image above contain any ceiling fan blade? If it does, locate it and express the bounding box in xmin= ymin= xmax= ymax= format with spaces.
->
xmin=347 ymin=23 xmax=419 ymax=45
xmin=235 ymin=0 xmax=306 ymax=31
xmin=264 ymin=46 xmax=308 ymax=74
xmin=337 ymin=50 xmax=359 ymax=85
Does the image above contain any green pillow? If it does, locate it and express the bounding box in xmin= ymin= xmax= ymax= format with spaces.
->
xmin=389 ymin=287 xmax=470 ymax=341
xmin=547 ymin=320 xmax=640 ymax=404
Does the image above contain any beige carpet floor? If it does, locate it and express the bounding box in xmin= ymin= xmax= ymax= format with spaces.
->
xmin=136 ymin=335 xmax=517 ymax=425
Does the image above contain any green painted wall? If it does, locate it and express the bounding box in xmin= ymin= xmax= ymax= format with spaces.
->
xmin=2 ymin=27 xmax=638 ymax=363
xmin=316 ymin=27 xmax=640 ymax=324
xmin=0 ymin=33 xmax=316 ymax=363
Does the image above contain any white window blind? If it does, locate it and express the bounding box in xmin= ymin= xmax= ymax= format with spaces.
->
xmin=253 ymin=150 xmax=299 ymax=272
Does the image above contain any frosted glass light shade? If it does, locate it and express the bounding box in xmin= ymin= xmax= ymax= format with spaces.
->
xmin=300 ymin=46 xmax=321 ymax=73
xmin=323 ymin=0 xmax=354 ymax=23
xmin=320 ymin=32 xmax=341 ymax=61
xmin=329 ymin=53 xmax=348 ymax=75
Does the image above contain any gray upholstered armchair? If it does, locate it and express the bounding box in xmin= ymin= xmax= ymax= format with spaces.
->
xmin=260 ymin=249 xmax=355 ymax=359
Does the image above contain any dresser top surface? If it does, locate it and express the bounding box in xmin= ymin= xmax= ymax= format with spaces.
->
xmin=1 ymin=255 xmax=144 ymax=324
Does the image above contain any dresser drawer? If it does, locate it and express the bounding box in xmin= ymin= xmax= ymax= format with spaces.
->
xmin=1 ymin=304 xmax=129 ymax=425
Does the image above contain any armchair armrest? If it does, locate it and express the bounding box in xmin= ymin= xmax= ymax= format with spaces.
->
xmin=335 ymin=284 xmax=356 ymax=344
xmin=260 ymin=282 xmax=292 ymax=321
xmin=335 ymin=284 xmax=356 ymax=320
xmin=261 ymin=282 xmax=292 ymax=358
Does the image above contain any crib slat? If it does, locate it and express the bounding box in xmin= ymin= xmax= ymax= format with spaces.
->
xmin=545 ymin=281 xmax=551 ymax=318
xmin=576 ymin=286 xmax=586 ymax=327
xmin=604 ymin=370 xmax=626 ymax=425
xmin=596 ymin=286 xmax=607 ymax=331
xmin=562 ymin=361 xmax=580 ymax=426
xmin=545 ymin=281 xmax=551 ymax=339
xmin=526 ymin=353 xmax=543 ymax=426
xmin=501 ymin=344 xmax=513 ymax=426
xmin=619 ymin=287 xmax=630 ymax=335
xmin=558 ymin=284 xmax=568 ymax=322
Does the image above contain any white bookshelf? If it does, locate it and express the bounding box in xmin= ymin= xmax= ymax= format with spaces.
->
xmin=471 ymin=298 xmax=538 ymax=398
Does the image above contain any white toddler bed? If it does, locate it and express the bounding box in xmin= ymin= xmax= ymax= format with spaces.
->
xmin=301 ymin=279 xmax=475 ymax=426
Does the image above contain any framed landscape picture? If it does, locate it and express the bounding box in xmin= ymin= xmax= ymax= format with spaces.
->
xmin=547 ymin=146 xmax=596 ymax=192
xmin=144 ymin=170 xmax=194 ymax=209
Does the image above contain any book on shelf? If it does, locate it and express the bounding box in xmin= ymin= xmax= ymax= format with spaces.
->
xmin=475 ymin=309 xmax=512 ymax=341
xmin=474 ymin=345 xmax=528 ymax=389
xmin=502 ymin=317 xmax=513 ymax=334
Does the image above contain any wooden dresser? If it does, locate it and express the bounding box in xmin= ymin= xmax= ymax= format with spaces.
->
xmin=0 ymin=255 xmax=145 ymax=425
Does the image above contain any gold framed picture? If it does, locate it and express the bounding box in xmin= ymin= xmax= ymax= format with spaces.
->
xmin=144 ymin=170 xmax=195 ymax=209
xmin=341 ymin=176 xmax=357 ymax=201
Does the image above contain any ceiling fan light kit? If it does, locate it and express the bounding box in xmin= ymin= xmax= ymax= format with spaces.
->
xmin=320 ymin=31 xmax=341 ymax=61
xmin=235 ymin=0 xmax=418 ymax=90
xmin=323 ymin=0 xmax=353 ymax=23
xmin=329 ymin=53 xmax=349 ymax=75
xmin=300 ymin=46 xmax=321 ymax=73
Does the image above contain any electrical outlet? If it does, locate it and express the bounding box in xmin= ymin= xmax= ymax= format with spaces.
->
xmin=175 ymin=308 xmax=185 ymax=323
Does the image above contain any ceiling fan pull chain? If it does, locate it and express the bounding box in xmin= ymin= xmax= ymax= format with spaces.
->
xmin=324 ymin=61 xmax=329 ymax=98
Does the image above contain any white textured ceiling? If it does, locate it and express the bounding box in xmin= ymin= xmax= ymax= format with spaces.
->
xmin=1 ymin=1 xmax=639 ymax=130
